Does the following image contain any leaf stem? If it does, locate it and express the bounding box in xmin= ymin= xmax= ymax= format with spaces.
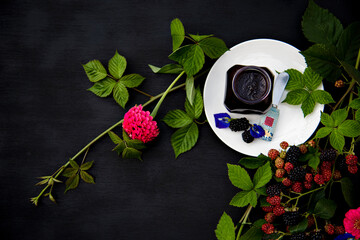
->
xmin=150 ymin=71 xmax=185 ymax=118
xmin=236 ymin=205 xmax=253 ymax=240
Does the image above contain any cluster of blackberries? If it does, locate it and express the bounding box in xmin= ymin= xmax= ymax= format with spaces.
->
xmin=228 ymin=117 xmax=254 ymax=143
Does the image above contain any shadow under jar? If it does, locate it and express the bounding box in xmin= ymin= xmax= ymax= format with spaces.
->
xmin=224 ymin=65 xmax=274 ymax=114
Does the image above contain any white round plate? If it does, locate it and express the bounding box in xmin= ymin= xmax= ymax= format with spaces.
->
xmin=203 ymin=39 xmax=323 ymax=156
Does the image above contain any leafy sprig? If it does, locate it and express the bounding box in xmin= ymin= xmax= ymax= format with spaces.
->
xmin=84 ymin=51 xmax=146 ymax=108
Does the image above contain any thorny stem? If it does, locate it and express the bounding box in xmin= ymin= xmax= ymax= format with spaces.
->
xmin=33 ymin=69 xmax=209 ymax=205
xmin=236 ymin=205 xmax=253 ymax=240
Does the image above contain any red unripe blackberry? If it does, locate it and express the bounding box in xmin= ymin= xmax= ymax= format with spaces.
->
xmin=348 ymin=165 xmax=358 ymax=174
xmin=265 ymin=212 xmax=276 ymax=223
xmin=284 ymin=162 xmax=294 ymax=173
xmin=282 ymin=178 xmax=292 ymax=187
xmin=321 ymin=161 xmax=332 ymax=170
xmin=280 ymin=141 xmax=289 ymax=149
xmin=334 ymin=225 xmax=345 ymax=235
xmin=325 ymin=224 xmax=335 ymax=235
xmin=268 ymin=149 xmax=279 ymax=160
xmin=261 ymin=223 xmax=275 ymax=234
xmin=305 ymin=173 xmax=313 ymax=182
xmin=266 ymin=195 xmax=281 ymax=206
xmin=307 ymin=140 xmax=316 ymax=148
xmin=346 ymin=154 xmax=358 ymax=165
xmin=333 ymin=170 xmax=342 ymax=180
xmin=275 ymin=169 xmax=286 ymax=178
xmin=304 ymin=181 xmax=312 ymax=190
xmin=299 ymin=144 xmax=308 ymax=154
xmin=335 ymin=79 xmax=344 ymax=88
xmin=291 ymin=182 xmax=303 ymax=193
xmin=314 ymin=174 xmax=325 ymax=185
xmin=275 ymin=157 xmax=285 ymax=169
xmin=307 ymin=215 xmax=315 ymax=227
xmin=322 ymin=169 xmax=332 ymax=182
xmin=273 ymin=205 xmax=285 ymax=216
xmin=262 ymin=205 xmax=274 ymax=213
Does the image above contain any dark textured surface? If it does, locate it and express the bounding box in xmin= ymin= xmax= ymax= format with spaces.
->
xmin=0 ymin=0 xmax=358 ymax=239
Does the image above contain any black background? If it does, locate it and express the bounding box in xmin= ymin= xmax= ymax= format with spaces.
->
xmin=0 ymin=0 xmax=358 ymax=239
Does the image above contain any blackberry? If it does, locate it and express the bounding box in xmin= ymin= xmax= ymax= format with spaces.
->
xmin=310 ymin=232 xmax=323 ymax=240
xmin=286 ymin=146 xmax=301 ymax=164
xmin=283 ymin=211 xmax=300 ymax=226
xmin=320 ymin=148 xmax=337 ymax=162
xmin=289 ymin=167 xmax=306 ymax=182
xmin=266 ymin=184 xmax=281 ymax=197
xmin=229 ymin=118 xmax=249 ymax=132
xmin=242 ymin=130 xmax=254 ymax=143
xmin=290 ymin=233 xmax=306 ymax=240
xmin=336 ymin=155 xmax=347 ymax=172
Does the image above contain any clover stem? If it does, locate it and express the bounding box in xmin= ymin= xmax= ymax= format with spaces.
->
xmin=236 ymin=205 xmax=253 ymax=240
xmin=150 ymin=70 xmax=185 ymax=118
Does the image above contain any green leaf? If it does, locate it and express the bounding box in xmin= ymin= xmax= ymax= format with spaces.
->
xmin=239 ymin=225 xmax=264 ymax=240
xmin=120 ymin=74 xmax=145 ymax=88
xmin=338 ymin=120 xmax=360 ymax=137
xmin=341 ymin=61 xmax=360 ymax=85
xmin=80 ymin=170 xmax=95 ymax=184
xmin=113 ymin=82 xmax=129 ymax=108
xmin=62 ymin=167 xmax=78 ymax=177
xmin=193 ymin=87 xmax=204 ymax=119
xmin=301 ymin=44 xmax=341 ymax=81
xmin=331 ymin=108 xmax=348 ymax=126
xmin=320 ymin=112 xmax=335 ymax=127
xmin=253 ymin=162 xmax=272 ymax=189
xmin=289 ymin=218 xmax=308 ymax=233
xmin=314 ymin=198 xmax=337 ymax=219
xmin=108 ymin=131 xmax=122 ymax=145
xmin=80 ymin=161 xmax=94 ymax=171
xmin=185 ymin=97 xmax=195 ymax=119
xmin=301 ymin=94 xmax=316 ymax=117
xmin=227 ymin=164 xmax=253 ymax=191
xmin=189 ymin=33 xmax=213 ymax=42
xmin=301 ymin=0 xmax=343 ymax=45
xmin=341 ymin=177 xmax=356 ymax=208
xmin=238 ymin=157 xmax=266 ymax=169
xmin=127 ymin=139 xmax=146 ymax=150
xmin=82 ymin=60 xmax=107 ymax=82
xmin=169 ymin=44 xmax=205 ymax=77
xmin=254 ymin=187 xmax=267 ymax=196
xmin=356 ymin=109 xmax=360 ymax=122
xmin=230 ymin=190 xmax=257 ymax=208
xmin=307 ymin=152 xmax=321 ymax=170
xmin=113 ymin=141 xmax=126 ymax=154
xmin=65 ymin=174 xmax=79 ymax=193
xmin=311 ymin=90 xmax=334 ymax=104
xmin=303 ymin=67 xmax=323 ymax=91
xmin=314 ymin=127 xmax=333 ymax=139
xmin=198 ymin=37 xmax=228 ymax=59
xmin=308 ymin=189 xmax=325 ymax=213
xmin=123 ymin=129 xmax=130 ymax=142
xmin=215 ymin=212 xmax=235 ymax=240
xmin=349 ymin=98 xmax=360 ymax=109
xmin=122 ymin=147 xmax=142 ymax=160
xmin=283 ymin=89 xmax=309 ymax=105
xmin=88 ymin=77 xmax=116 ymax=97
xmin=171 ymin=122 xmax=199 ymax=158
xmin=185 ymin=76 xmax=195 ymax=106
xmin=330 ymin=129 xmax=345 ymax=152
xmin=108 ymin=51 xmax=127 ymax=79
xmin=69 ymin=159 xmax=79 ymax=169
xmin=163 ymin=109 xmax=193 ymax=128
xmin=336 ymin=22 xmax=360 ymax=65
xmin=170 ymin=18 xmax=185 ymax=51
xmin=285 ymin=69 xmax=305 ymax=90
xmin=148 ymin=63 xmax=183 ymax=74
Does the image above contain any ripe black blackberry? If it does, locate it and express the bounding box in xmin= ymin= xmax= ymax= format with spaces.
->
xmin=283 ymin=211 xmax=300 ymax=226
xmin=286 ymin=146 xmax=302 ymax=164
xmin=289 ymin=166 xmax=306 ymax=181
xmin=242 ymin=130 xmax=254 ymax=143
xmin=229 ymin=118 xmax=249 ymax=132
xmin=336 ymin=155 xmax=347 ymax=172
xmin=310 ymin=232 xmax=323 ymax=240
xmin=320 ymin=148 xmax=337 ymax=162
xmin=290 ymin=233 xmax=306 ymax=240
xmin=266 ymin=183 xmax=281 ymax=197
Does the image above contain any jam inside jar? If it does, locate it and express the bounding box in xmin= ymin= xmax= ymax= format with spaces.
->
xmin=224 ymin=65 xmax=274 ymax=114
